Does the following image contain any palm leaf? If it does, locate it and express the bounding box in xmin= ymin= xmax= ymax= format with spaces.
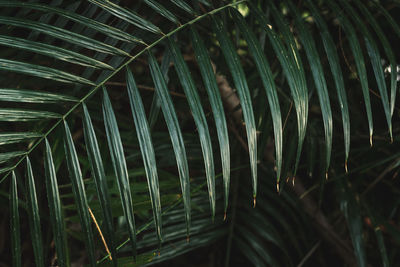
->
xmin=25 ymin=157 xmax=45 ymax=267
xmin=10 ymin=171 xmax=21 ymax=267
xmin=168 ymin=37 xmax=216 ymax=218
xmin=44 ymin=139 xmax=69 ymax=267
xmin=0 ymin=1 xmax=399 ymax=265
xmin=63 ymin=120 xmax=97 ymax=266
xmin=307 ymin=0 xmax=350 ymax=168
xmin=103 ymin=87 xmax=137 ymax=259
xmin=231 ymin=8 xmax=282 ymax=184
xmin=82 ymin=103 xmax=117 ymax=264
xmin=126 ymin=67 xmax=162 ymax=242
xmin=327 ymin=0 xmax=373 ymax=144
xmin=190 ymin=26 xmax=230 ymax=214
xmin=212 ymin=14 xmax=258 ymax=200
xmin=148 ymin=51 xmax=191 ymax=235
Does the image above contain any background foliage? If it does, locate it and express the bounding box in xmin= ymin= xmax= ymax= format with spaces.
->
xmin=1 ymin=0 xmax=400 ymax=266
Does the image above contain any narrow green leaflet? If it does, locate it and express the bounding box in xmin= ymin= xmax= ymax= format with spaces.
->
xmin=88 ymin=0 xmax=161 ymax=34
xmin=285 ymin=0 xmax=333 ymax=173
xmin=212 ymin=15 xmax=258 ymax=199
xmin=148 ymin=48 xmax=172 ymax=130
xmin=170 ymin=0 xmax=195 ymax=15
xmin=26 ymin=157 xmax=45 ymax=267
xmin=63 ymin=121 xmax=96 ymax=267
xmin=168 ymin=37 xmax=216 ymax=217
xmin=327 ymin=1 xmax=373 ymax=144
xmin=0 ymin=35 xmax=113 ymax=70
xmin=82 ymin=103 xmax=117 ymax=265
xmin=196 ymin=0 xmax=211 ymax=7
xmin=374 ymin=222 xmax=389 ymax=267
xmin=0 ymin=151 xmax=25 ymax=164
xmin=44 ymin=139 xmax=68 ymax=267
xmin=231 ymin=9 xmax=283 ymax=183
xmin=190 ymin=26 xmax=230 ymax=214
xmin=10 ymin=171 xmax=21 ymax=267
xmin=0 ymin=59 xmax=95 ymax=85
xmin=339 ymin=178 xmax=367 ymax=267
xmin=353 ymin=0 xmax=397 ymax=117
xmin=251 ymin=3 xmax=307 ymax=181
xmin=236 ymin=226 xmax=280 ymax=266
xmin=340 ymin=0 xmax=392 ymax=141
xmin=0 ymin=2 xmax=142 ymax=44
xmin=148 ymin=51 xmax=191 ymax=235
xmin=0 ymin=109 xmax=60 ymax=121
xmin=126 ymin=68 xmax=162 ymax=242
xmin=364 ymin=206 xmax=389 ymax=267
xmin=144 ymin=0 xmax=179 ymax=24
xmin=0 ymin=132 xmax=41 ymax=146
xmin=0 ymin=16 xmax=129 ymax=56
xmin=266 ymin=1 xmax=308 ymax=177
xmin=307 ymin=0 xmax=350 ymax=167
xmin=0 ymin=88 xmax=77 ymax=103
xmin=103 ymin=88 xmax=137 ymax=258
xmin=373 ymin=1 xmax=400 ymax=38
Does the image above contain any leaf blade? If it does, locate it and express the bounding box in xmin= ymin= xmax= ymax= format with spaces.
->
xmin=212 ymin=15 xmax=258 ymax=198
xmin=190 ymin=26 xmax=230 ymax=214
xmin=26 ymin=157 xmax=45 ymax=267
xmin=0 ymin=35 xmax=113 ymax=70
xmin=10 ymin=171 xmax=21 ymax=267
xmin=63 ymin=121 xmax=96 ymax=267
xmin=327 ymin=1 xmax=373 ymax=143
xmin=82 ymin=103 xmax=117 ymax=265
xmin=0 ymin=2 xmax=143 ymax=44
xmin=88 ymin=0 xmax=161 ymax=34
xmin=126 ymin=67 xmax=162 ymax=242
xmin=0 ymin=16 xmax=129 ymax=56
xmin=307 ymin=0 xmax=351 ymax=166
xmin=44 ymin=139 xmax=68 ymax=267
xmin=0 ymin=132 xmax=41 ymax=146
xmin=339 ymin=0 xmax=391 ymax=139
xmin=0 ymin=88 xmax=77 ymax=103
xmin=143 ymin=0 xmax=179 ymax=24
xmin=103 ymin=87 xmax=137 ymax=259
xmin=148 ymin=51 xmax=191 ymax=236
xmin=0 ymin=109 xmax=60 ymax=121
xmin=168 ymin=37 xmax=216 ymax=218
xmin=250 ymin=2 xmax=308 ymax=179
xmin=285 ymin=0 xmax=333 ymax=173
xmin=231 ymin=9 xmax=283 ymax=184
xmin=0 ymin=59 xmax=95 ymax=85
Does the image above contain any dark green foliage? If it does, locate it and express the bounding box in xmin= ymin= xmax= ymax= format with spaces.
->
xmin=1 ymin=1 xmax=399 ymax=266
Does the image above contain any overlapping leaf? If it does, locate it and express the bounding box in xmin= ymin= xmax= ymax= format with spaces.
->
xmin=148 ymin=51 xmax=191 ymax=235
xmin=168 ymin=37 xmax=216 ymax=218
xmin=212 ymin=14 xmax=258 ymax=199
xmin=103 ymin=87 xmax=137 ymax=259
xmin=126 ymin=67 xmax=162 ymax=242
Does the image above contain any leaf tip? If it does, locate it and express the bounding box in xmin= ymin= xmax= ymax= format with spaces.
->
xmin=345 ymin=160 xmax=348 ymax=174
xmin=253 ymin=196 xmax=256 ymax=208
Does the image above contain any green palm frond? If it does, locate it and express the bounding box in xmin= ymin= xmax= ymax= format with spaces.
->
xmin=1 ymin=0 xmax=400 ymax=266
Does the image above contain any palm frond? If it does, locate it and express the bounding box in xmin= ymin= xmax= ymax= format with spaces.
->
xmin=0 ymin=0 xmax=399 ymax=265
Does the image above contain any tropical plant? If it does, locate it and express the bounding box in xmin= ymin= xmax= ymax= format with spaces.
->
xmin=1 ymin=0 xmax=400 ymax=266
